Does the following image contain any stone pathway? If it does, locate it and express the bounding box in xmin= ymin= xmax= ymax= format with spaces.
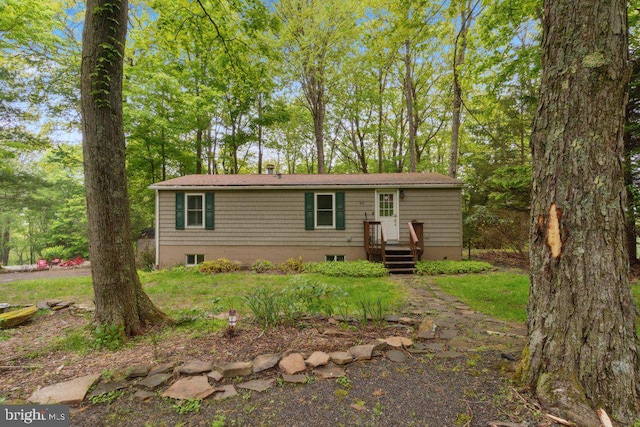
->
xmin=26 ymin=277 xmax=527 ymax=407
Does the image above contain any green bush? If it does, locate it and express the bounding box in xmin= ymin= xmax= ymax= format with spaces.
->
xmin=278 ymin=257 xmax=304 ymax=274
xmin=198 ymin=258 xmax=243 ymax=274
xmin=41 ymin=246 xmax=67 ymax=261
xmin=305 ymin=260 xmax=388 ymax=277
xmin=415 ymin=260 xmax=493 ymax=275
xmin=251 ymin=259 xmax=276 ymax=273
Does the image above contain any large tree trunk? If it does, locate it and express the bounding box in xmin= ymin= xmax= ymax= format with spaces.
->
xmin=81 ymin=0 xmax=168 ymax=336
xmin=448 ymin=6 xmax=469 ymax=179
xmin=524 ymin=0 xmax=640 ymax=424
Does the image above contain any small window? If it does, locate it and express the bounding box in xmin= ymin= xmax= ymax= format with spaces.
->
xmin=186 ymin=254 xmax=204 ymax=266
xmin=316 ymin=194 xmax=334 ymax=228
xmin=186 ymin=194 xmax=204 ymax=227
xmin=325 ymin=255 xmax=345 ymax=262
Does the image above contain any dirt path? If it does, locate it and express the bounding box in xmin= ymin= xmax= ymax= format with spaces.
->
xmin=2 ymin=275 xmax=539 ymax=426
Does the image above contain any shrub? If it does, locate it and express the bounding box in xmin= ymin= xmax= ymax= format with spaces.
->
xmin=278 ymin=257 xmax=304 ymax=274
xmin=251 ymin=259 xmax=276 ymax=273
xmin=305 ymin=260 xmax=388 ymax=277
xmin=198 ymin=258 xmax=243 ymax=274
xmin=41 ymin=246 xmax=67 ymax=261
xmin=415 ymin=260 xmax=493 ymax=275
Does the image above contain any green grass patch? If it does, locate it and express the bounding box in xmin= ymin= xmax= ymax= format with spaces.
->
xmin=434 ymin=272 xmax=529 ymax=322
xmin=416 ymin=260 xmax=493 ymax=275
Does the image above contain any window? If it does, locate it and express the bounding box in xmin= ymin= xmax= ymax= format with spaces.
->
xmin=316 ymin=194 xmax=334 ymax=227
xmin=325 ymin=255 xmax=345 ymax=262
xmin=305 ymin=192 xmax=345 ymax=230
xmin=186 ymin=194 xmax=204 ymax=227
xmin=186 ymin=254 xmax=204 ymax=266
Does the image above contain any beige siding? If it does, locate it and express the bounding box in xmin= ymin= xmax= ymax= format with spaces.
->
xmin=157 ymin=187 xmax=461 ymax=264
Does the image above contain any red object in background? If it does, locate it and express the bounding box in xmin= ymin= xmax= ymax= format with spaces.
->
xmin=51 ymin=258 xmax=62 ymax=265
xmin=60 ymin=256 xmax=85 ymax=268
xmin=36 ymin=259 xmax=49 ymax=269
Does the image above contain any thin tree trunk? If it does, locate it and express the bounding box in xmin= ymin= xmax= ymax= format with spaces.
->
xmin=404 ymin=39 xmax=416 ymax=173
xmin=449 ymin=7 xmax=469 ymax=179
xmin=195 ymin=129 xmax=203 ymax=174
xmin=81 ymin=0 xmax=168 ymax=336
xmin=524 ymin=0 xmax=639 ymax=424
xmin=257 ymin=95 xmax=263 ymax=175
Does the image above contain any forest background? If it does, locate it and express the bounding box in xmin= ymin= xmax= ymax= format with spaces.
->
xmin=1 ymin=0 xmax=638 ymax=266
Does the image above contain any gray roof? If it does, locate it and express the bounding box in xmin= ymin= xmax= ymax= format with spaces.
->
xmin=149 ymin=172 xmax=462 ymax=190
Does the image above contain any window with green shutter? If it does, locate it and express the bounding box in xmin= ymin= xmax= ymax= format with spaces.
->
xmin=305 ymin=192 xmax=346 ymax=230
xmin=305 ymin=192 xmax=314 ymax=230
xmin=175 ymin=193 xmax=185 ymax=229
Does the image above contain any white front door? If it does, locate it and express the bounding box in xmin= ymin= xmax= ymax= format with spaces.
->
xmin=375 ymin=190 xmax=399 ymax=242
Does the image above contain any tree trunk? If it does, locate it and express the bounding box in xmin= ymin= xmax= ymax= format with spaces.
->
xmin=404 ymin=39 xmax=416 ymax=173
xmin=81 ymin=0 xmax=168 ymax=336
xmin=257 ymin=95 xmax=263 ymax=175
xmin=449 ymin=7 xmax=468 ymax=179
xmin=524 ymin=0 xmax=639 ymax=424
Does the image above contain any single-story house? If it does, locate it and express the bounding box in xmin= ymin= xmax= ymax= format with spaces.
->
xmin=149 ymin=172 xmax=463 ymax=270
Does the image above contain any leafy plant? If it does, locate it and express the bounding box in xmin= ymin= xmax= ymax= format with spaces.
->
xmin=210 ymin=414 xmax=227 ymax=427
xmin=305 ymin=260 xmax=388 ymax=277
xmin=90 ymin=389 xmax=124 ymax=405
xmin=242 ymin=287 xmax=286 ymax=329
xmin=198 ymin=258 xmax=243 ymax=274
xmin=92 ymin=324 xmax=125 ymax=351
xmin=415 ymin=260 xmax=493 ymax=275
xmin=251 ymin=259 xmax=276 ymax=273
xmin=278 ymin=257 xmax=304 ymax=274
xmin=358 ymin=297 xmax=390 ymax=326
xmin=336 ymin=376 xmax=351 ymax=389
xmin=172 ymin=398 xmax=202 ymax=414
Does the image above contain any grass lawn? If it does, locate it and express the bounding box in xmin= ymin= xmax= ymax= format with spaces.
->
xmin=435 ymin=272 xmax=640 ymax=327
xmin=0 ymin=269 xmax=406 ymax=318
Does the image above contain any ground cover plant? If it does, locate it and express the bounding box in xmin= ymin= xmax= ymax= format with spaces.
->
xmin=415 ymin=259 xmax=494 ymax=275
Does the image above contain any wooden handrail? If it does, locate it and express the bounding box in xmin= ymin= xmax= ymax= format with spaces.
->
xmin=364 ymin=220 xmax=385 ymax=262
xmin=408 ymin=221 xmax=424 ymax=262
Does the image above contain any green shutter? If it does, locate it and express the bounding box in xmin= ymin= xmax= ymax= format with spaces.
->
xmin=336 ymin=192 xmax=345 ymax=230
xmin=205 ymin=192 xmax=215 ymax=230
xmin=305 ymin=192 xmax=314 ymax=230
xmin=175 ymin=192 xmax=185 ymax=230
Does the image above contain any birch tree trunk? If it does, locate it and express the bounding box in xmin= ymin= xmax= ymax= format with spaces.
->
xmin=524 ymin=0 xmax=640 ymax=424
xmin=81 ymin=0 xmax=168 ymax=335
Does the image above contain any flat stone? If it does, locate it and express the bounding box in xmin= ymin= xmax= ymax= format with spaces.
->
xmin=282 ymin=374 xmax=307 ymax=384
xmin=448 ymin=338 xmax=477 ymax=351
xmin=424 ymin=342 xmax=445 ymax=351
xmin=306 ymin=351 xmax=330 ymax=368
xmin=385 ymin=336 xmax=413 ymax=348
xmin=253 ymin=354 xmax=280 ymax=373
xmin=87 ymin=381 xmax=127 ymax=399
xmin=176 ymin=360 xmax=212 ymax=375
xmin=279 ymin=353 xmax=306 ymax=375
xmin=398 ymin=317 xmax=420 ymax=325
xmin=417 ymin=331 xmax=436 ymax=340
xmin=36 ymin=300 xmax=61 ymax=310
xmin=313 ymin=364 xmax=346 ymax=379
xmin=137 ymin=373 xmax=173 ymax=390
xmin=417 ymin=318 xmax=436 ymax=335
xmin=51 ymin=301 xmax=73 ymax=311
xmin=328 ymin=351 xmax=352 ymax=365
xmin=213 ymin=384 xmax=238 ymax=401
xmin=207 ymin=370 xmax=223 ymax=382
xmin=440 ymin=329 xmax=458 ymax=340
xmin=126 ymin=363 xmax=152 ymax=378
xmin=349 ymin=344 xmax=375 ymax=361
xmin=148 ymin=363 xmax=176 ymax=377
xmin=133 ymin=390 xmax=155 ymax=402
xmin=386 ymin=350 xmax=407 ymax=363
xmin=435 ymin=351 xmax=464 ymax=359
xmin=215 ymin=361 xmax=253 ymax=378
xmin=73 ymin=303 xmax=95 ymax=312
xmin=385 ymin=315 xmax=401 ymax=322
xmin=161 ymin=376 xmax=215 ymax=400
xmin=237 ymin=379 xmax=276 ymax=392
xmin=28 ymin=373 xmax=101 ymax=404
